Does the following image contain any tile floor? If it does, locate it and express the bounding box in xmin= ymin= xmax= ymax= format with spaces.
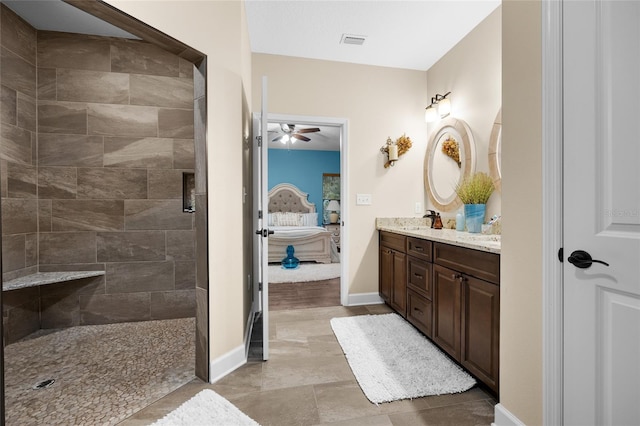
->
xmin=122 ymin=304 xmax=497 ymax=425
xmin=4 ymin=318 xmax=195 ymax=425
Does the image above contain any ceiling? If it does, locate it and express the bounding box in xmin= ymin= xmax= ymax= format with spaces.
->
xmin=245 ymin=0 xmax=501 ymax=71
xmin=4 ymin=0 xmax=500 ymax=151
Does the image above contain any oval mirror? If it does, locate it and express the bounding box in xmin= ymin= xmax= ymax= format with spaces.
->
xmin=488 ymin=109 xmax=502 ymax=192
xmin=424 ymin=117 xmax=476 ymax=212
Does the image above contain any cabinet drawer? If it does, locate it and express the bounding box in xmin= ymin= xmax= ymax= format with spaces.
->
xmin=433 ymin=242 xmax=500 ymax=284
xmin=407 ymin=290 xmax=432 ymax=338
xmin=407 ymin=237 xmax=432 ymax=261
xmin=407 ymin=256 xmax=432 ymax=299
xmin=380 ymin=231 xmax=406 ymax=252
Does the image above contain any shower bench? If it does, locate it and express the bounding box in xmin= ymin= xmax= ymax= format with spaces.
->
xmin=2 ymin=271 xmax=106 ymax=292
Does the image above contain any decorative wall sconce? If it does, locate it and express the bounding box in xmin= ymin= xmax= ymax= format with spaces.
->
xmin=424 ymin=92 xmax=452 ymax=123
xmin=380 ymin=134 xmax=412 ymax=168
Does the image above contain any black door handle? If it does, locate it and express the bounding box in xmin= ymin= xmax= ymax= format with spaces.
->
xmin=567 ymin=250 xmax=609 ymax=269
xmin=255 ymin=229 xmax=275 ymax=237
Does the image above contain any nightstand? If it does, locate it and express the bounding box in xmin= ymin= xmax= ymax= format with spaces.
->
xmin=324 ymin=223 xmax=341 ymax=250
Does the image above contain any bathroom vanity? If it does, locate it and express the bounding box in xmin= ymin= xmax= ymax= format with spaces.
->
xmin=377 ymin=219 xmax=500 ymax=394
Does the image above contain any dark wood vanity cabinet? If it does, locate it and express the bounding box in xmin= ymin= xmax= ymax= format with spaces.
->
xmin=433 ymin=242 xmax=500 ymax=393
xmin=379 ymin=232 xmax=407 ymax=317
xmin=379 ymin=231 xmax=500 ymax=394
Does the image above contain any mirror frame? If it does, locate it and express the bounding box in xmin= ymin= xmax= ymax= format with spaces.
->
xmin=488 ymin=108 xmax=502 ymax=193
xmin=424 ymin=117 xmax=476 ymax=212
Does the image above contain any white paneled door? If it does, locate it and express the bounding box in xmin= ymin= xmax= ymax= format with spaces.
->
xmin=563 ymin=1 xmax=640 ymax=425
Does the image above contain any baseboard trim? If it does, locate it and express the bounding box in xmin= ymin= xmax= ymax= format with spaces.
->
xmin=492 ymin=404 xmax=525 ymax=426
xmin=347 ymin=292 xmax=383 ymax=306
xmin=209 ymin=343 xmax=246 ymax=384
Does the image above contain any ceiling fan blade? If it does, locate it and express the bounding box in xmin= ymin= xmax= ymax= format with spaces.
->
xmin=296 ymin=127 xmax=321 ymax=134
xmin=292 ymin=134 xmax=311 ymax=142
xmin=272 ymin=135 xmax=284 ymax=143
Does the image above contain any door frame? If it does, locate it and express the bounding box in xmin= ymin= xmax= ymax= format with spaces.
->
xmin=541 ymin=0 xmax=564 ymax=424
xmin=262 ymin=113 xmax=349 ymax=307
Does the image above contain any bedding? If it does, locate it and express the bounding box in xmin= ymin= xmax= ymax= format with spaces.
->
xmin=267 ymin=183 xmax=339 ymax=264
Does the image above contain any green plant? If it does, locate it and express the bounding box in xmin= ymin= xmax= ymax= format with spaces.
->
xmin=454 ymin=172 xmax=495 ymax=204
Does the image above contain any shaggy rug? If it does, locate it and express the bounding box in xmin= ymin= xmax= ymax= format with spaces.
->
xmin=151 ymin=389 xmax=259 ymax=426
xmin=268 ymin=263 xmax=340 ymax=283
xmin=330 ymin=313 xmax=476 ymax=404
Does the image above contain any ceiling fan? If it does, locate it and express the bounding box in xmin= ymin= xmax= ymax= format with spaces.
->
xmin=271 ymin=124 xmax=321 ymax=144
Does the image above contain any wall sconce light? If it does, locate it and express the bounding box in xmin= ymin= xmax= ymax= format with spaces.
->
xmin=380 ymin=137 xmax=399 ymax=167
xmin=424 ymin=91 xmax=452 ymax=123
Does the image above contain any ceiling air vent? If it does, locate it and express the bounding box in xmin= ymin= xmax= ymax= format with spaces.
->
xmin=340 ymin=34 xmax=366 ymax=46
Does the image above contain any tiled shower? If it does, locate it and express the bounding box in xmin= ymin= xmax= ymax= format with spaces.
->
xmin=1 ymin=4 xmax=197 ymax=345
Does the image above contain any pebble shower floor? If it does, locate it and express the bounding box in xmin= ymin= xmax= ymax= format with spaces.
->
xmin=4 ymin=318 xmax=195 ymax=425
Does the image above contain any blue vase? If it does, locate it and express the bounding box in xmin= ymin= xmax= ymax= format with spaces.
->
xmin=281 ymin=245 xmax=300 ymax=269
xmin=464 ymin=204 xmax=485 ymax=233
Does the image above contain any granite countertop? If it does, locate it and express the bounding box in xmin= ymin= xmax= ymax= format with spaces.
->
xmin=376 ymin=217 xmax=501 ymax=254
xmin=3 ymin=271 xmax=106 ymax=292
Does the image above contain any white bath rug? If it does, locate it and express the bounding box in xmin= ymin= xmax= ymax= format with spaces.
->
xmin=268 ymin=262 xmax=340 ymax=283
xmin=151 ymin=389 xmax=260 ymax=426
xmin=330 ymin=313 xmax=476 ymax=404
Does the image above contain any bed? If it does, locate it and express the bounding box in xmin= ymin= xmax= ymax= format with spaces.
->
xmin=267 ymin=183 xmax=339 ymax=264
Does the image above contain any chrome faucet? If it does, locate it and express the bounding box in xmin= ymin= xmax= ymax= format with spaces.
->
xmin=423 ymin=210 xmax=438 ymax=228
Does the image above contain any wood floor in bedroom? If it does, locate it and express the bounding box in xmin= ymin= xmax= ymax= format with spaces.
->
xmin=269 ymin=277 xmax=340 ymax=310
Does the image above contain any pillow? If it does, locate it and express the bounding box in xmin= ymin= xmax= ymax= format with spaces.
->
xmin=268 ymin=213 xmax=274 ymax=226
xmin=301 ymin=212 xmax=318 ymax=226
xmin=273 ymin=212 xmax=304 ymax=226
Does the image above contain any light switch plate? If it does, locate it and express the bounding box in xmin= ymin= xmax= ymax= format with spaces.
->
xmin=356 ymin=193 xmax=372 ymax=205
xmin=415 ymin=202 xmax=422 ymax=214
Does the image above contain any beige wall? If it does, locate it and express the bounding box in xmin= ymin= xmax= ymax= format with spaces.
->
xmin=104 ymin=0 xmax=252 ymax=360
xmin=426 ymin=7 xmax=502 ymax=220
xmin=501 ymin=0 xmax=543 ymax=424
xmin=252 ymin=55 xmax=428 ymax=295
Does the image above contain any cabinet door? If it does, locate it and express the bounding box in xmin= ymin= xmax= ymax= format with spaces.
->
xmin=433 ymin=264 xmax=462 ymax=360
xmin=407 ymin=289 xmax=432 ymax=337
xmin=407 ymin=256 xmax=432 ymax=299
xmin=461 ymin=275 xmax=500 ymax=392
xmin=379 ymin=246 xmax=393 ymax=303
xmin=391 ymin=251 xmax=407 ymax=316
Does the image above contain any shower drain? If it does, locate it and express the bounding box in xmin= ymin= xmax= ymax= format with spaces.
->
xmin=33 ymin=379 xmax=55 ymax=390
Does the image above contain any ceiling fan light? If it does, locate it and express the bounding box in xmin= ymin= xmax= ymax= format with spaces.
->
xmin=281 ymin=135 xmax=289 ymax=144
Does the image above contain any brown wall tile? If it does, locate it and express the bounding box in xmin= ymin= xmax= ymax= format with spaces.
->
xmin=158 ymin=108 xmax=194 ymax=138
xmin=166 ymin=230 xmax=195 ymax=260
xmin=7 ymin=162 xmax=36 ymax=198
xmin=179 ymin=58 xmax=194 ymax=79
xmin=175 ymin=260 xmax=196 ymax=289
xmin=38 ymin=134 xmax=103 ymax=167
xmin=111 ymin=39 xmax=180 ymax=77
xmin=5 ymin=298 xmax=39 ymax=344
xmin=105 ymin=261 xmax=174 ymax=293
xmin=1 ymin=4 xmax=37 ymax=65
xmin=1 ymin=47 xmax=36 ymax=98
xmin=103 ymin=137 xmax=172 ymax=169
xmin=97 ymin=230 xmax=166 ymax=262
xmin=194 ymin=96 xmax=206 ymax=193
xmin=39 ymin=263 xmax=105 ymax=273
xmin=88 ymin=104 xmax=158 ymax=137
xmin=130 ymin=75 xmax=193 ymax=108
xmin=25 ymin=232 xmax=37 ymax=267
xmin=173 ymin=139 xmax=195 ymax=169
xmin=150 ymin=290 xmax=195 ymax=320
xmin=1 ymin=234 xmax=25 ymax=273
xmin=2 ymin=265 xmax=37 ymax=284
xmin=17 ymin=92 xmax=36 ymax=132
xmin=52 ymin=200 xmax=124 ymax=231
xmin=125 ymin=199 xmax=193 ymax=230
xmin=1 ymin=85 xmax=17 ymax=125
xmin=40 ymin=293 xmax=80 ymax=328
xmin=148 ymin=169 xmax=182 ymax=199
xmin=38 ymin=166 xmax=77 ymax=199
xmin=39 ymin=231 xmax=97 ymax=264
xmin=77 ymin=168 xmax=147 ymax=199
xmin=80 ymin=292 xmax=150 ymax=325
xmin=1 ymin=198 xmax=37 ymax=235
xmin=57 ymin=69 xmax=129 ymax=104
xmin=195 ymin=194 xmax=208 ymax=290
xmin=37 ymin=68 xmax=57 ymax=100
xmin=0 ymin=160 xmax=7 ymax=197
xmin=1 ymin=122 xmax=32 ymax=165
xmin=195 ymin=287 xmax=208 ymax=380
xmin=38 ymin=199 xmax=52 ymax=232
xmin=37 ymin=31 xmax=110 ymax=71
xmin=38 ymin=101 xmax=87 ymax=134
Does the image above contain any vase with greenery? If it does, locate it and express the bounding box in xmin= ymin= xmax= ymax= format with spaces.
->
xmin=454 ymin=172 xmax=495 ymax=233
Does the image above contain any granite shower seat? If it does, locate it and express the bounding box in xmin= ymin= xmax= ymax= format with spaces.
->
xmin=2 ymin=271 xmax=106 ymax=292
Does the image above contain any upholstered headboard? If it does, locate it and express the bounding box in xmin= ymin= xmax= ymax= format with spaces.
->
xmin=268 ymin=183 xmax=316 ymax=213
